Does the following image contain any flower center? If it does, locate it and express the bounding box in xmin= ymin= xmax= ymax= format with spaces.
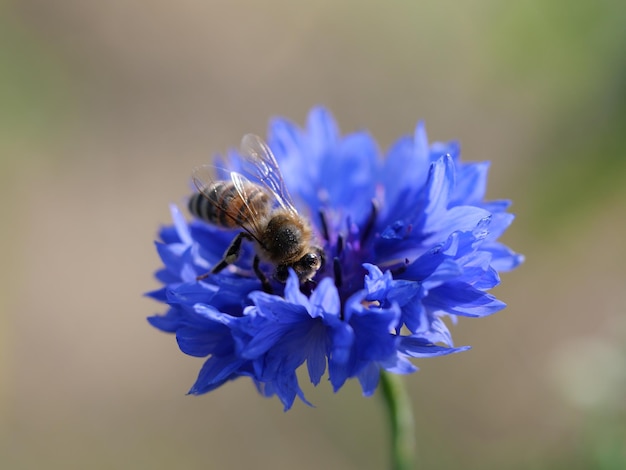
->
xmin=316 ymin=200 xmax=380 ymax=303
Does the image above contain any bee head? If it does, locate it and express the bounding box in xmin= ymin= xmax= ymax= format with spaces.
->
xmin=275 ymin=246 xmax=325 ymax=284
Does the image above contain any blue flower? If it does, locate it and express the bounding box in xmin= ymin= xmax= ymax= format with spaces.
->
xmin=147 ymin=106 xmax=523 ymax=410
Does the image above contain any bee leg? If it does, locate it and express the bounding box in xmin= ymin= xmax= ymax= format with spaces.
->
xmin=253 ymin=255 xmax=273 ymax=294
xmin=197 ymin=232 xmax=252 ymax=280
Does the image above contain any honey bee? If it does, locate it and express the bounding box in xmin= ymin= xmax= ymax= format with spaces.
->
xmin=188 ymin=134 xmax=324 ymax=291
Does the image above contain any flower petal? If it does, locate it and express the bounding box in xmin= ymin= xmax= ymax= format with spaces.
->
xmin=399 ymin=335 xmax=471 ymax=358
xmin=425 ymin=282 xmax=506 ymax=317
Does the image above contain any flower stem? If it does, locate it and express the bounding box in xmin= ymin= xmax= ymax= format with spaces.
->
xmin=379 ymin=371 xmax=416 ymax=470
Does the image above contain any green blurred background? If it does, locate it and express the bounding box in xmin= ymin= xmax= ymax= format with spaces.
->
xmin=2 ymin=1 xmax=625 ymax=469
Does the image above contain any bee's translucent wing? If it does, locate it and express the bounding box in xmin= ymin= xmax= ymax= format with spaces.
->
xmin=191 ymin=164 xmax=217 ymax=197
xmin=229 ymin=170 xmax=267 ymax=235
xmin=191 ymin=164 xmax=265 ymax=237
xmin=239 ymin=134 xmax=298 ymax=214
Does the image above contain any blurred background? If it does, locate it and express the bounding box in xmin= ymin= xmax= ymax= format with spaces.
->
xmin=2 ymin=0 xmax=625 ymax=468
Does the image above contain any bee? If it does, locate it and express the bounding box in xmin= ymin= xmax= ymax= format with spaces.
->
xmin=188 ymin=134 xmax=324 ymax=291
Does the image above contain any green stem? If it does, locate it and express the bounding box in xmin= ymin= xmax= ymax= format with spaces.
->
xmin=379 ymin=371 xmax=416 ymax=470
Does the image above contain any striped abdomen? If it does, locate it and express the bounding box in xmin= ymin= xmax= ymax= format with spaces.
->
xmin=188 ymin=181 xmax=270 ymax=229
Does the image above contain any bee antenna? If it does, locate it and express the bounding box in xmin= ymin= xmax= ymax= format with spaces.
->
xmin=318 ymin=210 xmax=330 ymax=241
xmin=360 ymin=199 xmax=378 ymax=244
xmin=333 ymin=257 xmax=342 ymax=288
xmin=336 ymin=235 xmax=344 ymax=256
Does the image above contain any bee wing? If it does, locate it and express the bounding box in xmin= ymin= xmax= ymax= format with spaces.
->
xmin=228 ymin=170 xmax=267 ymax=235
xmin=191 ymin=164 xmax=219 ymax=195
xmin=191 ymin=164 xmax=266 ymax=238
xmin=239 ymin=133 xmax=298 ymax=215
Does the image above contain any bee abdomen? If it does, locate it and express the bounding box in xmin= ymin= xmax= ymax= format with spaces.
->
xmin=189 ymin=181 xmax=269 ymax=229
xmin=188 ymin=192 xmax=218 ymax=225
